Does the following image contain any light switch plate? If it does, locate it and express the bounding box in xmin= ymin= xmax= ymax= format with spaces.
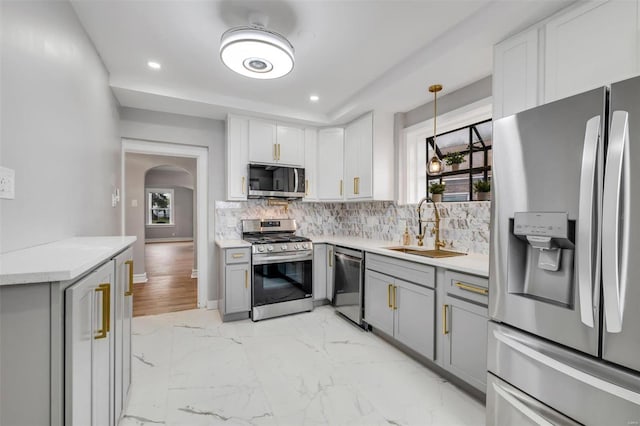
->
xmin=0 ymin=167 xmax=15 ymax=199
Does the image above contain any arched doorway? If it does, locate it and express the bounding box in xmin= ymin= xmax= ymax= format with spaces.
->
xmin=135 ymin=164 xmax=197 ymax=316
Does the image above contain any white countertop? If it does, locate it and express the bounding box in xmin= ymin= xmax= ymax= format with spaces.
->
xmin=310 ymin=236 xmax=489 ymax=277
xmin=216 ymin=236 xmax=489 ymax=277
xmin=215 ymin=239 xmax=252 ymax=249
xmin=0 ymin=236 xmax=137 ymax=285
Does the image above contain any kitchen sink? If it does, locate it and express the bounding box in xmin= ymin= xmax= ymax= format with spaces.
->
xmin=384 ymin=246 xmax=467 ymax=258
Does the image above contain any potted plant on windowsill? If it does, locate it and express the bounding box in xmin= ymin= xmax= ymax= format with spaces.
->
xmin=444 ymin=151 xmax=466 ymax=171
xmin=429 ymin=182 xmax=446 ymax=202
xmin=473 ymin=180 xmax=491 ymax=201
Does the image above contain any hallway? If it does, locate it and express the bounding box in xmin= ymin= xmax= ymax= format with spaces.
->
xmin=133 ymin=241 xmax=197 ymax=317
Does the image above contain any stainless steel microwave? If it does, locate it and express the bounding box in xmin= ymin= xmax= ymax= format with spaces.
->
xmin=247 ymin=164 xmax=305 ymax=199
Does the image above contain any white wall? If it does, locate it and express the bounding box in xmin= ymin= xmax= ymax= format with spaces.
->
xmin=0 ymin=1 xmax=121 ymax=253
xmin=120 ymin=107 xmax=225 ymax=301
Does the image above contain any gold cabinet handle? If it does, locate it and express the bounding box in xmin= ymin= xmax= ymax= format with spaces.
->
xmin=242 ymin=176 xmax=246 ymax=194
xmin=387 ymin=284 xmax=393 ymax=309
xmin=455 ymin=282 xmax=489 ymax=295
xmin=273 ymin=143 xmax=277 ymax=160
xmin=353 ymin=177 xmax=357 ymax=195
xmin=339 ymin=180 xmax=343 ymax=196
xmin=329 ymin=249 xmax=333 ymax=267
xmin=232 ymin=253 xmax=245 ymax=259
xmin=277 ymin=144 xmax=281 ymax=160
xmin=442 ymin=304 xmax=449 ymax=335
xmin=245 ymin=270 xmax=249 ymax=288
xmin=95 ymin=283 xmax=111 ymax=339
xmin=356 ymin=177 xmax=360 ymax=195
xmin=305 ymin=179 xmax=309 ymax=196
xmin=124 ymin=260 xmax=134 ymax=296
xmin=393 ymin=285 xmax=398 ymax=310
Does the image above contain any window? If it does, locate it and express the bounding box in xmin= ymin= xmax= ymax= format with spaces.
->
xmin=146 ymin=188 xmax=174 ymax=226
xmin=426 ymin=119 xmax=492 ymax=201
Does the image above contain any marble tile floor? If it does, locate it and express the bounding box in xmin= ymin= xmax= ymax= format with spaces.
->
xmin=120 ymin=306 xmax=485 ymax=426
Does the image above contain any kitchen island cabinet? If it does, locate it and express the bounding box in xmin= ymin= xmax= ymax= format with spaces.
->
xmin=0 ymin=237 xmax=136 ymax=426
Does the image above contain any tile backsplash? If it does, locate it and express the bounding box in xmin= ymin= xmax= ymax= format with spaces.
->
xmin=215 ymin=200 xmax=491 ymax=255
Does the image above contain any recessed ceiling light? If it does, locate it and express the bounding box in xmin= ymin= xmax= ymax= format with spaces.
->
xmin=147 ymin=61 xmax=161 ymax=70
xmin=220 ymin=25 xmax=294 ymax=79
xmin=309 ymin=95 xmax=319 ymax=102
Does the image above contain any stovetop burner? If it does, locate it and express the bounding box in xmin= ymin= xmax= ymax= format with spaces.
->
xmin=241 ymin=219 xmax=312 ymax=254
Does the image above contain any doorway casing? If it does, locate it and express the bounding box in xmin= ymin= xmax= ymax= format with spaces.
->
xmin=122 ymin=138 xmax=209 ymax=308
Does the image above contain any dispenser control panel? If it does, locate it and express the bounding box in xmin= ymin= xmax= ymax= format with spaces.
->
xmin=513 ymin=212 xmax=569 ymax=238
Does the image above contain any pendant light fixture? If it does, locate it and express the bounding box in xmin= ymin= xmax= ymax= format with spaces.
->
xmin=427 ymin=84 xmax=443 ymax=175
xmin=219 ymin=24 xmax=295 ymax=79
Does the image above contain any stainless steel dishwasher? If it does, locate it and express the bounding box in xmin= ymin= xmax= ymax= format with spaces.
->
xmin=333 ymin=246 xmax=364 ymax=326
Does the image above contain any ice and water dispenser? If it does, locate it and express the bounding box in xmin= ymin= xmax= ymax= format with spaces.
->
xmin=507 ymin=212 xmax=576 ymax=307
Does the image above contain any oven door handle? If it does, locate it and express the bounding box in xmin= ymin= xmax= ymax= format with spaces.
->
xmin=253 ymin=253 xmax=313 ymax=265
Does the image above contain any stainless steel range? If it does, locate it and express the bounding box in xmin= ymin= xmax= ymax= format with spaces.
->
xmin=242 ymin=219 xmax=313 ymax=321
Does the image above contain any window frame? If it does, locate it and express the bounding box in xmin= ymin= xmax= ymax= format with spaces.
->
xmin=426 ymin=118 xmax=492 ymax=202
xmin=146 ymin=188 xmax=175 ymax=227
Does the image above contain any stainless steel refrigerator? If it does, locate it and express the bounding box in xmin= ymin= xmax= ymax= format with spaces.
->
xmin=488 ymin=75 xmax=640 ymax=425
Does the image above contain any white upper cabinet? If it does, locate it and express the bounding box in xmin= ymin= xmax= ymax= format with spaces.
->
xmin=544 ymin=0 xmax=640 ymax=103
xmin=249 ymin=119 xmax=277 ymax=164
xmin=493 ymin=0 xmax=640 ymax=118
xmin=247 ymin=119 xmax=304 ymax=166
xmin=317 ymin=128 xmax=345 ymax=201
xmin=493 ymin=27 xmax=539 ymax=119
xmin=344 ymin=113 xmax=373 ymax=199
xmin=226 ymin=115 xmax=249 ymax=201
xmin=276 ymin=124 xmax=304 ymax=166
xmin=303 ymin=128 xmax=318 ymax=201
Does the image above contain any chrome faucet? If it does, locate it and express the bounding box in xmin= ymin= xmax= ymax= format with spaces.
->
xmin=416 ymin=196 xmax=446 ymax=250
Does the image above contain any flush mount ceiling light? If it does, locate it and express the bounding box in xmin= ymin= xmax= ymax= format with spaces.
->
xmin=309 ymin=95 xmax=319 ymax=102
xmin=427 ymin=84 xmax=443 ymax=175
xmin=220 ymin=25 xmax=294 ymax=79
xmin=147 ymin=61 xmax=161 ymax=70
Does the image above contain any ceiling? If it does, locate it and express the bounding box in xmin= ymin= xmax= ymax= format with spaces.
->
xmin=71 ymin=0 xmax=573 ymax=125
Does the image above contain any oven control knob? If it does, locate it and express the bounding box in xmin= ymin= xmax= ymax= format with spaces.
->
xmin=267 ymin=245 xmax=274 ymax=252
xmin=281 ymin=244 xmax=288 ymax=250
xmin=302 ymin=243 xmax=309 ymax=249
xmin=257 ymin=246 xmax=265 ymax=252
xmin=294 ymin=244 xmax=300 ymax=250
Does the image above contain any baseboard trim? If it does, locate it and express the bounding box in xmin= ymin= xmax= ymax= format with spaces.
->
xmin=207 ymin=300 xmax=219 ymax=310
xmin=145 ymin=237 xmax=194 ymax=243
xmin=133 ymin=273 xmax=148 ymax=284
xmin=191 ymin=269 xmax=198 ymax=279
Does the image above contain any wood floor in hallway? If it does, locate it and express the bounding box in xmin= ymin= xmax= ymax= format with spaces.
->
xmin=133 ymin=241 xmax=197 ymax=317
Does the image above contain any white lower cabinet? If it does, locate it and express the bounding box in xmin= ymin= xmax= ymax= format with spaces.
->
xmin=313 ymin=244 xmax=327 ymax=300
xmin=114 ymin=248 xmax=133 ymax=423
xmin=218 ymin=247 xmax=252 ymax=320
xmin=225 ymin=263 xmax=251 ymax=314
xmin=441 ymin=270 xmax=489 ymax=392
xmin=364 ymin=269 xmax=435 ymax=360
xmin=65 ymin=260 xmax=115 ymax=426
xmin=326 ymin=245 xmax=335 ymax=302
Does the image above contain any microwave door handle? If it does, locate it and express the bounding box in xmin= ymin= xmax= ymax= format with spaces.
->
xmin=577 ymin=116 xmax=601 ymax=328
xmin=602 ymin=111 xmax=631 ymax=333
xmin=294 ymin=168 xmax=299 ymax=192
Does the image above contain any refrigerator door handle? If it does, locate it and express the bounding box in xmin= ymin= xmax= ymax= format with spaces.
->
xmin=493 ymin=328 xmax=640 ymax=405
xmin=602 ymin=111 xmax=631 ymax=333
xmin=577 ymin=116 xmax=601 ymax=328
